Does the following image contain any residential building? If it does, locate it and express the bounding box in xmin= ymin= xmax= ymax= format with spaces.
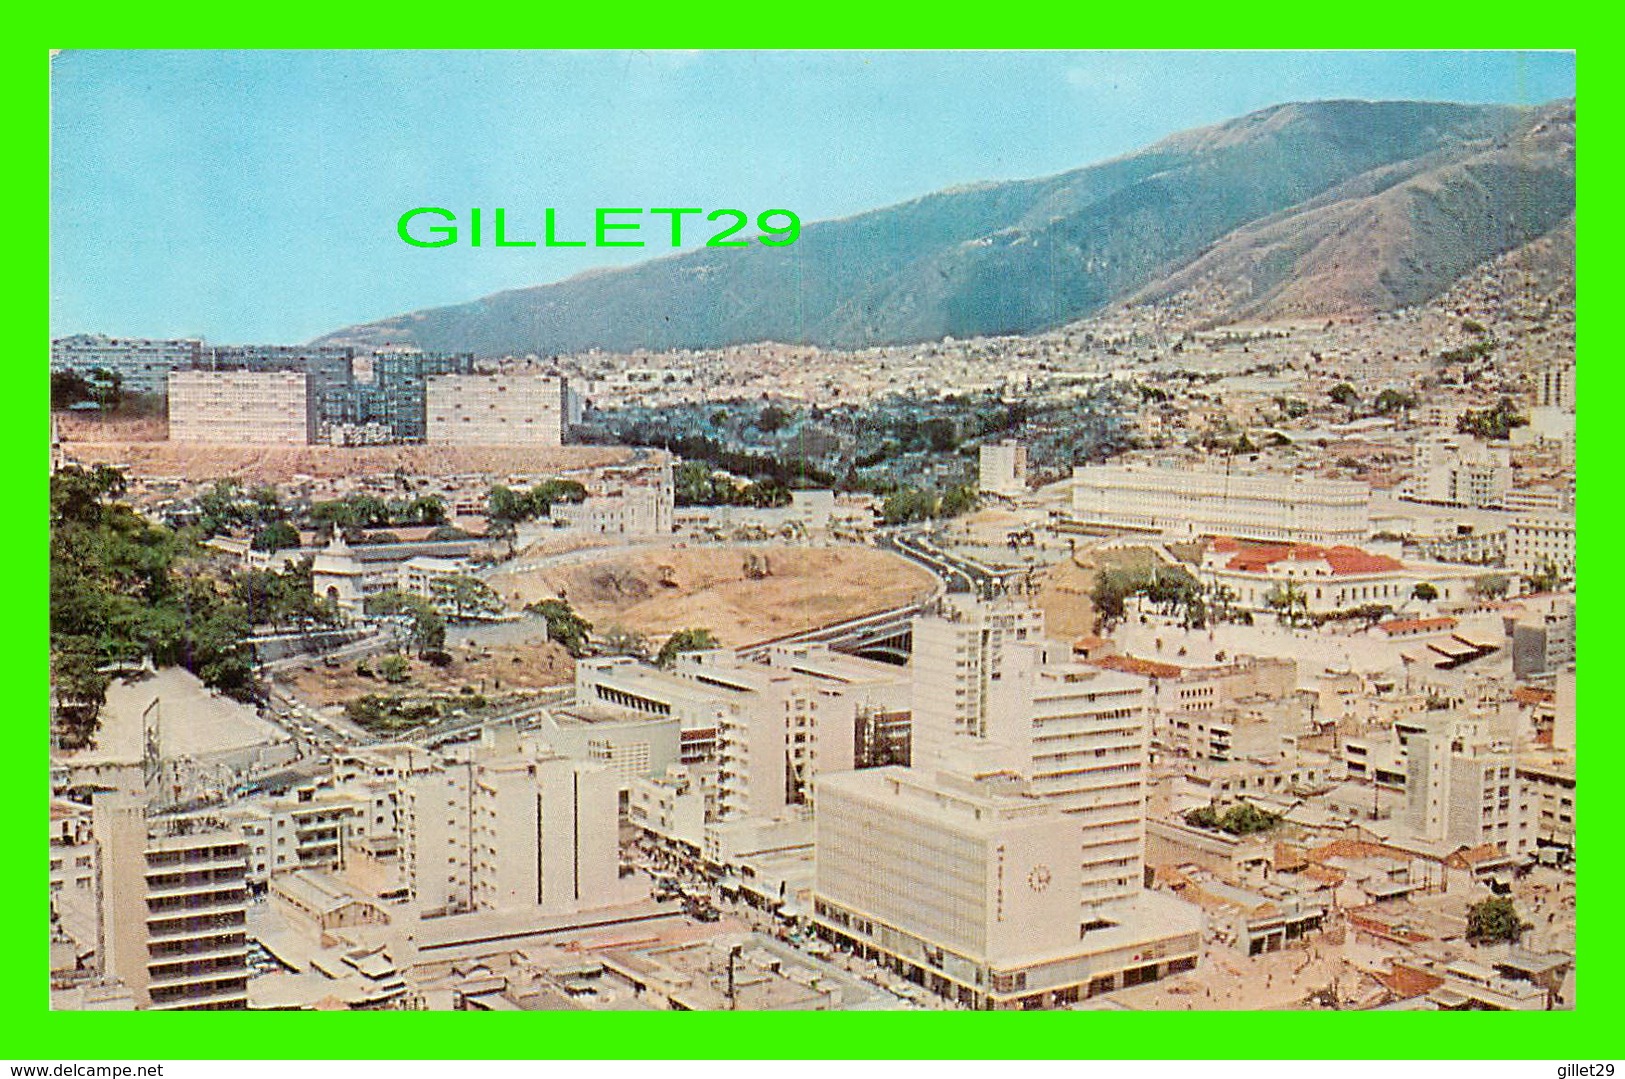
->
xmin=426 ymin=374 xmax=566 ymax=446
xmin=50 ymin=335 xmax=203 ymax=396
xmin=1071 ymin=463 xmax=1371 ymax=545
xmin=94 ymin=792 xmax=249 ymax=1010
xmin=979 ymin=440 xmax=1029 ymax=496
xmin=1404 ymin=716 xmax=1531 ymax=855
xmin=1401 ymin=434 xmax=1511 ymax=509
xmin=167 ymin=370 xmax=316 ymax=444
xmin=1508 ymin=514 xmax=1576 ymax=583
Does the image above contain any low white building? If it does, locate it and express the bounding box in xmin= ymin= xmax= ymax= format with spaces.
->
xmin=1198 ymin=537 xmax=1480 ymax=614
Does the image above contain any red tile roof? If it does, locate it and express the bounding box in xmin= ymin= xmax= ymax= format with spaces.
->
xmin=1213 ymin=538 xmax=1404 ymax=576
xmin=1379 ymin=617 xmax=1459 ymax=635
xmin=1089 ymin=654 xmax=1184 ymax=680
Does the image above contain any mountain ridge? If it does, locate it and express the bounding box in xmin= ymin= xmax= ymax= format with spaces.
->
xmin=317 ymin=97 xmax=1574 ymax=355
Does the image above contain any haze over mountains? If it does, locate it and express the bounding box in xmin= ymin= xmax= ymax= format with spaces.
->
xmin=320 ymin=98 xmax=1575 ymax=356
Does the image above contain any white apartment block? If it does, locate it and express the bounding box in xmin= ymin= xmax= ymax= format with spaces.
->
xmin=1402 ymin=434 xmax=1511 ymax=509
xmin=167 ymin=370 xmax=316 ymax=444
xmin=812 ymin=762 xmax=1200 ymax=1009
xmin=1508 ymin=514 xmax=1576 ymax=583
xmin=910 ymin=596 xmax=1046 ymax=764
xmin=400 ymin=728 xmax=619 ymax=917
xmin=425 ymin=374 xmax=566 ymax=446
xmin=1071 ymin=463 xmax=1370 ymax=545
xmin=1540 ymin=362 xmax=1576 ymax=412
xmin=469 ymin=750 xmax=618 ymax=916
xmin=52 ymin=335 xmax=203 ymax=395
xmin=1404 ymin=717 xmax=1532 ymax=855
xmin=979 ymin=440 xmax=1028 ymax=496
xmin=94 ymin=792 xmax=249 ymax=1010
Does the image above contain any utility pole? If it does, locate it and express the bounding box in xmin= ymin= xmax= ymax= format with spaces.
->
xmin=727 ymin=944 xmax=743 ymax=1010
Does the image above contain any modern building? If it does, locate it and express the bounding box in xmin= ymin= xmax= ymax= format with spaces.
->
xmin=812 ymin=761 xmax=1201 ymax=1009
xmin=370 ymin=347 xmax=476 ymax=440
xmin=1404 ymin=716 xmax=1532 ymax=856
xmin=167 ymin=370 xmax=316 ymax=444
xmin=1540 ymin=362 xmax=1576 ymax=412
xmin=979 ymin=440 xmax=1029 ymax=496
xmin=426 ymin=374 xmax=567 ymax=446
xmin=1402 ymin=434 xmax=1511 ymax=510
xmin=94 ymin=792 xmax=250 ymax=1010
xmin=1508 ymin=514 xmax=1576 ymax=584
xmin=399 ymin=727 xmax=619 ymax=918
xmin=1071 ymin=463 xmax=1371 ymax=545
xmin=51 ymin=335 xmax=204 ymax=396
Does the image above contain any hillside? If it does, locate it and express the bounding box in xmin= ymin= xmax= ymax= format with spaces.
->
xmin=318 ymin=98 xmax=1574 ymax=355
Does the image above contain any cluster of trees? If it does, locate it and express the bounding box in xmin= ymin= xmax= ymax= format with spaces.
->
xmin=310 ymin=493 xmax=448 ymax=533
xmin=1183 ymin=802 xmax=1282 ymax=836
xmin=231 ymin=560 xmax=340 ymax=629
xmin=1466 ymin=896 xmax=1530 ymax=944
xmin=487 ymin=479 xmax=588 ymax=523
xmin=365 ymin=588 xmax=447 ymax=657
xmin=51 ymin=466 xmax=265 ymax=745
xmin=881 ymin=484 xmax=978 ymax=525
xmin=1457 ymin=397 xmax=1529 ymax=441
xmin=51 ymin=368 xmax=125 ymax=411
xmin=673 ymin=461 xmax=792 ymax=508
xmin=1092 ymin=563 xmax=1215 ymax=631
xmin=1437 ymin=338 xmax=1495 ymax=365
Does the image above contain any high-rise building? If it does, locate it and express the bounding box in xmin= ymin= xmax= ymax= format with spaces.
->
xmin=50 ymin=335 xmax=204 ymax=396
xmin=167 ymin=370 xmax=316 ymax=444
xmin=425 ymin=374 xmax=567 ymax=446
xmin=371 ymin=347 xmax=476 ymax=440
xmin=1402 ymin=434 xmax=1511 ymax=509
xmin=94 ymin=792 xmax=249 ymax=1010
xmin=979 ymin=440 xmax=1028 ymax=496
xmin=812 ymin=757 xmax=1200 ymax=1009
xmin=399 ymin=728 xmax=619 ymax=917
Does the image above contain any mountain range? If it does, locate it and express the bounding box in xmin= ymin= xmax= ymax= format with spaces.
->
xmin=318 ymin=98 xmax=1575 ymax=355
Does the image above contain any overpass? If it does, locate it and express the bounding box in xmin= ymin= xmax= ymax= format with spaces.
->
xmin=737 ymin=601 xmax=927 ymax=666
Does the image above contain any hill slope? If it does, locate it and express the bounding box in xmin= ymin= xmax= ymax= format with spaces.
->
xmin=320 ymin=99 xmax=1573 ymax=354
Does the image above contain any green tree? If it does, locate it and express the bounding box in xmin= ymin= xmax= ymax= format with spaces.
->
xmin=1329 ymin=383 xmax=1360 ymax=407
xmin=526 ymin=598 xmax=592 ymax=657
xmin=657 ymin=628 xmax=720 ymax=668
xmin=250 ymin=521 xmax=302 ymax=552
xmin=599 ymin=624 xmax=650 ymax=658
xmin=1467 ymin=897 xmax=1530 ymax=944
xmin=431 ymin=574 xmax=504 ymax=620
xmin=1411 ymin=582 xmax=1439 ymax=602
xmin=379 ymin=654 xmax=410 ymax=684
xmin=1374 ymin=388 xmax=1419 ymax=415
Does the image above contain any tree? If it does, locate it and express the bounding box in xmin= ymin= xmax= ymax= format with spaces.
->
xmin=1525 ymin=559 xmax=1566 ymax=594
xmin=250 ymin=521 xmax=302 ymax=552
xmin=599 ymin=624 xmax=650 ymax=658
xmin=1467 ymin=897 xmax=1530 ymax=944
xmin=1265 ymin=580 xmax=1310 ymax=626
xmin=1457 ymin=397 xmax=1528 ymax=441
xmin=1411 ymin=582 xmax=1439 ymax=602
xmin=1374 ymin=388 xmax=1419 ymax=415
xmin=657 ymin=628 xmax=719 ymax=668
xmin=526 ymin=598 xmax=592 ymax=656
xmin=379 ymin=654 xmax=410 ymax=684
xmin=1329 ymin=383 xmax=1360 ymax=407
xmin=1472 ymin=573 xmax=1511 ymax=600
xmin=430 ymin=574 xmax=504 ymax=620
xmin=51 ymin=370 xmax=95 ymax=409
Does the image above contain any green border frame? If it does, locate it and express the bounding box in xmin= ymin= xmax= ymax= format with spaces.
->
xmin=15 ymin=23 xmax=1604 ymax=1060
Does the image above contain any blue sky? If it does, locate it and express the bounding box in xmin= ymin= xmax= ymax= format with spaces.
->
xmin=50 ymin=50 xmax=1576 ymax=343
